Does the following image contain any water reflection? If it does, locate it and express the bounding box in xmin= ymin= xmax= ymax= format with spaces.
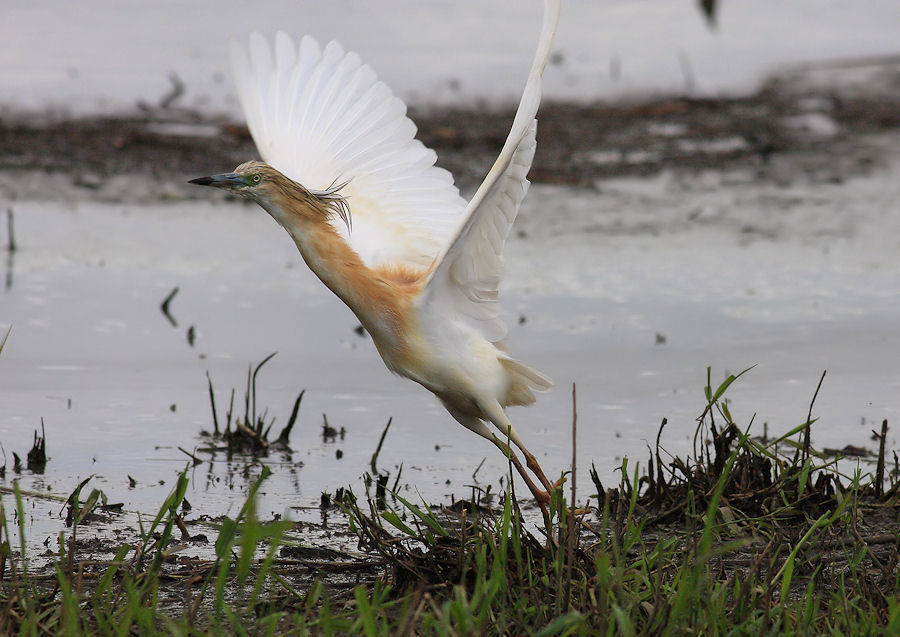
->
xmin=4 ymin=208 xmax=14 ymax=291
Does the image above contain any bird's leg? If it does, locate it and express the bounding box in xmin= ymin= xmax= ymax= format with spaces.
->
xmin=487 ymin=435 xmax=551 ymax=527
xmin=522 ymin=449 xmax=565 ymax=498
xmin=481 ymin=402 xmax=562 ymax=498
xmin=442 ymin=402 xmax=551 ymax=526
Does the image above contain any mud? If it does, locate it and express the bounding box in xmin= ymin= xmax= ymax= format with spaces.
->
xmin=2 ymin=60 xmax=900 ymax=201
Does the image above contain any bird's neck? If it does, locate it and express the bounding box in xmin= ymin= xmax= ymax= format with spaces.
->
xmin=280 ymin=215 xmax=411 ymax=346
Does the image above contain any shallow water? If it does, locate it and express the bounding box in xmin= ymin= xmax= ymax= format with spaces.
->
xmin=3 ymin=141 xmax=899 ymax=552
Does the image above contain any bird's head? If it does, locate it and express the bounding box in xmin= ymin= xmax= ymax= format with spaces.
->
xmin=188 ymin=160 xmax=281 ymax=201
xmin=189 ymin=160 xmax=351 ymax=231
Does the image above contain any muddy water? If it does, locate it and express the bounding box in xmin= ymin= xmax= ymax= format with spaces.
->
xmin=2 ymin=143 xmax=900 ymax=553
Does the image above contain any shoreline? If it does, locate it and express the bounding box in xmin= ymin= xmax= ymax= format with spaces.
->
xmin=2 ymin=63 xmax=899 ymax=203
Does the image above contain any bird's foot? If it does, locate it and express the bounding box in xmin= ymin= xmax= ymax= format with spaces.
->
xmin=535 ymin=478 xmax=591 ymax=524
xmin=534 ymin=478 xmax=570 ymax=506
xmin=533 ymin=475 xmax=567 ymax=506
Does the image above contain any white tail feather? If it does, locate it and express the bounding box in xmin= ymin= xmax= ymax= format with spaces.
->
xmin=501 ymin=357 xmax=554 ymax=407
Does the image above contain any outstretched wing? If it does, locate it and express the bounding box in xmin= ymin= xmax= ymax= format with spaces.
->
xmin=229 ymin=33 xmax=467 ymax=269
xmin=418 ymin=0 xmax=561 ymax=343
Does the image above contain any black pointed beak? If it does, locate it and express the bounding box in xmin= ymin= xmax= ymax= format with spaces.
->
xmin=188 ymin=172 xmax=244 ymax=188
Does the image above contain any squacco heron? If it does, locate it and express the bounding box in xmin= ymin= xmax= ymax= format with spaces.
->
xmin=191 ymin=0 xmax=562 ymax=518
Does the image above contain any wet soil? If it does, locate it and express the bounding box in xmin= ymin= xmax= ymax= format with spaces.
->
xmin=2 ymin=60 xmax=900 ymax=202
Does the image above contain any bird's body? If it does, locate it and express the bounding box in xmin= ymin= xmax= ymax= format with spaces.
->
xmin=192 ymin=0 xmax=562 ymax=516
xmin=233 ymin=161 xmax=548 ymax=420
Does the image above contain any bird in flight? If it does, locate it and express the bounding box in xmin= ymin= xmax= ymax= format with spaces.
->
xmin=191 ymin=0 xmax=562 ymax=519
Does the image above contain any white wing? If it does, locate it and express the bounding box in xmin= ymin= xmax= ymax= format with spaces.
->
xmin=418 ymin=0 xmax=561 ymax=343
xmin=229 ymin=33 xmax=467 ymax=269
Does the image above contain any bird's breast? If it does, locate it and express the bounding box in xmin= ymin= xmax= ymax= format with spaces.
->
xmin=366 ymin=309 xmax=428 ymax=378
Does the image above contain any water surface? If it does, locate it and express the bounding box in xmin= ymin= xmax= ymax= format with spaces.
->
xmin=3 ymin=147 xmax=899 ymax=552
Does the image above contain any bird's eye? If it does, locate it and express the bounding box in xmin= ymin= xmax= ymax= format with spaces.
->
xmin=252 ymin=174 xmax=261 ymax=184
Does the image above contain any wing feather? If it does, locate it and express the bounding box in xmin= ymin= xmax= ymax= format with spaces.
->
xmin=230 ymin=32 xmax=467 ymax=269
xmin=419 ymin=0 xmax=560 ymax=343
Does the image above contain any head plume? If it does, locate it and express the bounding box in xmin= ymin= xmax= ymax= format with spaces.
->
xmin=310 ymin=177 xmax=352 ymax=232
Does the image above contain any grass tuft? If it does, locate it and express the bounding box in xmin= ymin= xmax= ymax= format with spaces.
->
xmin=202 ymin=353 xmax=304 ymax=456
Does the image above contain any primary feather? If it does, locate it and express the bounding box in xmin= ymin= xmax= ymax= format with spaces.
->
xmin=418 ymin=0 xmax=559 ymax=345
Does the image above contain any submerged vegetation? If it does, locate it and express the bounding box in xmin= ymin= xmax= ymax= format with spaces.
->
xmin=1 ymin=369 xmax=899 ymax=634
